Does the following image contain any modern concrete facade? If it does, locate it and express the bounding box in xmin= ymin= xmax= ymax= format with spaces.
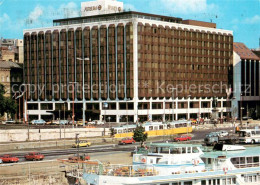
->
xmin=233 ymin=43 xmax=260 ymax=119
xmin=23 ymin=0 xmax=233 ymax=123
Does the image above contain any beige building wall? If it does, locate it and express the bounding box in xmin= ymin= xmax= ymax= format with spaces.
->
xmin=15 ymin=39 xmax=24 ymax=63
xmin=0 ymin=68 xmax=11 ymax=97
xmin=1 ymin=50 xmax=15 ymax=62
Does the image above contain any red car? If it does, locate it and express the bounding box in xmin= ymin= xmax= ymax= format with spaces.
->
xmin=118 ymin=138 xmax=136 ymax=145
xmin=24 ymin=152 xmax=45 ymax=161
xmin=68 ymin=154 xmax=90 ymax=163
xmin=0 ymin=154 xmax=19 ymax=163
xmin=174 ymin=135 xmax=192 ymax=142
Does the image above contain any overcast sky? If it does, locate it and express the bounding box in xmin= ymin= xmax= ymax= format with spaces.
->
xmin=0 ymin=0 xmax=259 ymax=48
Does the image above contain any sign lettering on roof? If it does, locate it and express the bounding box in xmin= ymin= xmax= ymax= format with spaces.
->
xmin=81 ymin=0 xmax=123 ymax=17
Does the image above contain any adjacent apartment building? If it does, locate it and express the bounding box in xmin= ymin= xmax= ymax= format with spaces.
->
xmin=23 ymin=0 xmax=233 ymax=123
xmin=0 ymin=38 xmax=24 ymax=63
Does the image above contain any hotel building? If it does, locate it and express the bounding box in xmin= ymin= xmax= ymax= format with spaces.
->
xmin=23 ymin=0 xmax=233 ymax=123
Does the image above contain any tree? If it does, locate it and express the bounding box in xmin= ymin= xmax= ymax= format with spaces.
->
xmin=0 ymin=83 xmax=17 ymax=118
xmin=0 ymin=84 xmax=6 ymax=117
xmin=110 ymin=128 xmax=115 ymax=137
xmin=133 ymin=125 xmax=148 ymax=147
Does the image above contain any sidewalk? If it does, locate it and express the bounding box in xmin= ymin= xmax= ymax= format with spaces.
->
xmin=193 ymin=121 xmax=260 ymax=130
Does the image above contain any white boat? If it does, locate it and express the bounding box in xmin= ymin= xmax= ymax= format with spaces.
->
xmin=65 ymin=143 xmax=260 ymax=185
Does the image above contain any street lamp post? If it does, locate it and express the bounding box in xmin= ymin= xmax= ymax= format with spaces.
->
xmin=171 ymin=88 xmax=177 ymax=121
xmin=240 ymin=93 xmax=243 ymax=127
xmin=126 ymin=98 xmax=130 ymax=132
xmin=108 ymin=116 xmax=111 ymax=129
xmin=69 ymin=82 xmax=77 ymax=127
xmin=187 ymin=95 xmax=191 ymax=120
xmin=59 ymin=109 xmax=61 ymax=140
xmin=77 ymin=57 xmax=90 ymax=127
xmin=75 ymin=133 xmax=80 ymax=169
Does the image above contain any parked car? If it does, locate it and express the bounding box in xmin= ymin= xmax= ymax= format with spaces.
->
xmin=118 ymin=138 xmax=136 ymax=145
xmin=72 ymin=140 xmax=91 ymax=148
xmin=24 ymin=152 xmax=45 ymax=161
xmin=173 ymin=135 xmax=192 ymax=142
xmin=218 ymin=130 xmax=229 ymax=137
xmin=53 ymin=120 xmax=68 ymax=125
xmin=60 ymin=120 xmax=69 ymax=125
xmin=190 ymin=119 xmax=197 ymax=125
xmin=0 ymin=154 xmax=19 ymax=163
xmin=5 ymin=120 xmax=15 ymax=124
xmin=31 ymin=119 xmax=46 ymax=125
xmin=68 ymin=154 xmax=90 ymax=163
xmin=88 ymin=120 xmax=104 ymax=125
xmin=77 ymin=120 xmax=87 ymax=126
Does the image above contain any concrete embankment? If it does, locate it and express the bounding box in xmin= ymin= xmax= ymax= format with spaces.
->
xmin=0 ymin=127 xmax=110 ymax=142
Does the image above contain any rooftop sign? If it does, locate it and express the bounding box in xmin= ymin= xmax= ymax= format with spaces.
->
xmin=81 ymin=0 xmax=123 ymax=17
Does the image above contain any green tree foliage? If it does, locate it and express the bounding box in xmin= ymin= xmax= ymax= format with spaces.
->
xmin=0 ymin=83 xmax=17 ymax=118
xmin=110 ymin=128 xmax=115 ymax=137
xmin=133 ymin=125 xmax=148 ymax=147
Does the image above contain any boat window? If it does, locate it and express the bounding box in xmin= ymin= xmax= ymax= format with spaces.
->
xmin=149 ymin=126 xmax=153 ymax=130
xmin=208 ymin=158 xmax=212 ymax=164
xmin=192 ymin=147 xmax=199 ymax=153
xmin=184 ymin=181 xmax=192 ymax=185
xmin=170 ymin=148 xmax=179 ymax=154
xmin=240 ymin=157 xmax=245 ymax=164
xmin=150 ymin=159 xmax=153 ymax=164
xmin=231 ymin=157 xmax=239 ymax=165
xmin=187 ymin=147 xmax=191 ymax=153
xmin=201 ymin=180 xmax=206 ymax=185
xmin=172 ymin=183 xmax=181 ymax=185
xmin=159 ymin=125 xmax=164 ymax=130
xmin=253 ymin=156 xmax=259 ymax=163
xmin=161 ymin=147 xmax=169 ymax=154
xmin=247 ymin=157 xmax=253 ymax=164
xmin=150 ymin=147 xmax=157 ymax=153
xmin=182 ymin=147 xmax=186 ymax=153
xmin=154 ymin=126 xmax=159 ymax=130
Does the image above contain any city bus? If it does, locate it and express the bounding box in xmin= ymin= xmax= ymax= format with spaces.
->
xmin=238 ymin=129 xmax=260 ymax=144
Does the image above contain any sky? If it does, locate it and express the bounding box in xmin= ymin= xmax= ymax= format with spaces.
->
xmin=0 ymin=0 xmax=259 ymax=49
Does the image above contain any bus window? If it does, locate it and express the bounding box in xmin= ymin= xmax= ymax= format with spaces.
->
xmin=149 ymin=126 xmax=153 ymax=130
xmin=154 ymin=126 xmax=159 ymax=130
xmin=159 ymin=125 xmax=164 ymax=130
xmin=239 ymin=131 xmax=247 ymax=137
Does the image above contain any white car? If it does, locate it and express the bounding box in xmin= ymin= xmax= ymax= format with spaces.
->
xmin=88 ymin=120 xmax=104 ymax=125
xmin=218 ymin=130 xmax=229 ymax=137
xmin=31 ymin=119 xmax=46 ymax=125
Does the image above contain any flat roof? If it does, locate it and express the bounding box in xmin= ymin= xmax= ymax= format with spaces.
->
xmin=202 ymin=146 xmax=260 ymax=159
xmin=53 ymin=11 xmax=182 ymax=25
xmin=147 ymin=143 xmax=202 ymax=148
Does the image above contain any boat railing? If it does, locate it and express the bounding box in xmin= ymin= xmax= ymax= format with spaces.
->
xmin=82 ymin=162 xmax=158 ymax=177
xmin=234 ymin=162 xmax=260 ymax=168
